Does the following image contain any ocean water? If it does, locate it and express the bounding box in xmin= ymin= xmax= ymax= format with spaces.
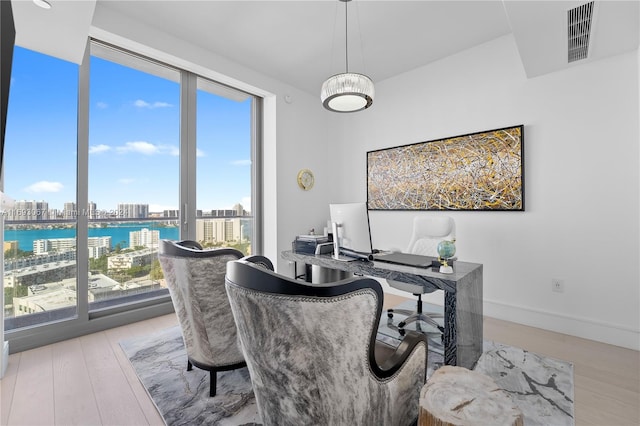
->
xmin=4 ymin=224 xmax=180 ymax=251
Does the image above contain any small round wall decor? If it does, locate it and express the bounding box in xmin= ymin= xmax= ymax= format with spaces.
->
xmin=297 ymin=169 xmax=315 ymax=191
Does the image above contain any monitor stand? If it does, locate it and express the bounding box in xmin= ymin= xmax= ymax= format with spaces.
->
xmin=331 ymin=222 xmax=355 ymax=262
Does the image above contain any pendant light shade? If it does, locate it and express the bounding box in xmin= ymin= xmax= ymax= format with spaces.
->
xmin=321 ymin=72 xmax=374 ymax=112
xmin=321 ymin=0 xmax=374 ymax=113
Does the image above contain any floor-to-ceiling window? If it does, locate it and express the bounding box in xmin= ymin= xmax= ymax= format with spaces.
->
xmin=196 ymin=77 xmax=254 ymax=255
xmin=87 ymin=43 xmax=180 ymax=311
xmin=3 ymin=40 xmax=261 ymax=347
xmin=3 ymin=47 xmax=79 ymax=329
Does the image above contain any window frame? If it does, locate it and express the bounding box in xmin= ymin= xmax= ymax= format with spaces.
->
xmin=4 ymin=38 xmax=263 ymax=353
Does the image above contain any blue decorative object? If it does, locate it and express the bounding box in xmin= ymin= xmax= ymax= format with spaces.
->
xmin=437 ymin=240 xmax=456 ymax=260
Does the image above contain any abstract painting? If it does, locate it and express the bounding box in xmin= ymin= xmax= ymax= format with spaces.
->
xmin=367 ymin=125 xmax=524 ymax=211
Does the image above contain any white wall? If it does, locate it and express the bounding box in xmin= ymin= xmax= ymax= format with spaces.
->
xmin=327 ymin=35 xmax=640 ymax=350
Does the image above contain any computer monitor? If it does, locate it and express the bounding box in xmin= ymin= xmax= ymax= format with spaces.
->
xmin=329 ymin=202 xmax=373 ymax=258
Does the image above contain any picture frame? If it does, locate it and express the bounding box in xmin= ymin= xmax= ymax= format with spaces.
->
xmin=367 ymin=125 xmax=524 ymax=211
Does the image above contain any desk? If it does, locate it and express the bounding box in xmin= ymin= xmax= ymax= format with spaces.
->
xmin=281 ymin=250 xmax=483 ymax=369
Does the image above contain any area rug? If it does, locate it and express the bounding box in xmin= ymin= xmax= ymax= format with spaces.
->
xmin=120 ymin=326 xmax=574 ymax=426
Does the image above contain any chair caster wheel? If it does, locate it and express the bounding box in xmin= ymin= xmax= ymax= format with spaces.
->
xmin=399 ymin=328 xmax=406 ymax=336
xmin=398 ymin=321 xmax=406 ymax=328
xmin=387 ymin=312 xmax=394 ymax=318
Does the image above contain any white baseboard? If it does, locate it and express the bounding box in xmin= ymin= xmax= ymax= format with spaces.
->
xmin=379 ymin=277 xmax=639 ymax=350
xmin=484 ymin=298 xmax=640 ymax=351
xmin=1 ymin=341 xmax=8 ymax=378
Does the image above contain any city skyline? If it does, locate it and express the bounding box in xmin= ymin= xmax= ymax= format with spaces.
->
xmin=5 ymin=46 xmax=252 ymax=213
xmin=5 ymin=199 xmax=251 ymax=220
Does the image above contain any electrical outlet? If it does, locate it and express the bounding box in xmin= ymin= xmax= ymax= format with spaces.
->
xmin=552 ymin=278 xmax=565 ymax=293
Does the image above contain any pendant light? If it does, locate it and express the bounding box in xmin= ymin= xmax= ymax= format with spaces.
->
xmin=321 ymin=0 xmax=374 ymax=113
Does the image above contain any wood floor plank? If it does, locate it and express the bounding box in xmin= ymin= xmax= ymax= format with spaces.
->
xmin=51 ymin=337 xmax=102 ymax=426
xmin=104 ymin=318 xmax=165 ymax=425
xmin=382 ymin=293 xmax=411 ymax=311
xmin=6 ymin=345 xmax=55 ymax=426
xmin=575 ymin=373 xmax=640 ymax=425
xmin=80 ymin=331 xmax=150 ymax=426
xmin=1 ymin=352 xmax=21 ymax=425
xmin=1 ymin=301 xmax=638 ymax=426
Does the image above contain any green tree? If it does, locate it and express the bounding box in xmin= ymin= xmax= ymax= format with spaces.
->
xmin=150 ymin=259 xmax=164 ymax=280
xmin=4 ymin=248 xmax=33 ymax=259
xmin=4 ymin=285 xmax=28 ymax=307
xmin=89 ymin=255 xmax=108 ymax=274
xmin=126 ymin=264 xmax=151 ymax=278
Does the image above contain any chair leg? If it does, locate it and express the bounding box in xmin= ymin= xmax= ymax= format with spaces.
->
xmin=396 ymin=293 xmax=444 ymax=331
xmin=210 ymin=371 xmax=217 ymax=397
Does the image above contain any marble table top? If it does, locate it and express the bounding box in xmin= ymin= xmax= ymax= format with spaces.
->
xmin=281 ymin=250 xmax=482 ymax=293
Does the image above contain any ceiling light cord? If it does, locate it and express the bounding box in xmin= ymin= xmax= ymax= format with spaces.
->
xmin=344 ymin=0 xmax=349 ymax=73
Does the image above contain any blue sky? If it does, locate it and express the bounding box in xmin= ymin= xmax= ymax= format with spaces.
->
xmin=5 ymin=46 xmax=252 ymax=213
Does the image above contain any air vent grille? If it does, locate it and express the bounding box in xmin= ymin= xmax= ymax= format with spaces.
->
xmin=568 ymin=2 xmax=594 ymax=63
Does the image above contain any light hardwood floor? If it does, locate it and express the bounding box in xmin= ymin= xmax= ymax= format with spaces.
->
xmin=1 ymin=293 xmax=638 ymax=426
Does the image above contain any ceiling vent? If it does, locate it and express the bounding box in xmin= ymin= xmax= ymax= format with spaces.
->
xmin=567 ymin=2 xmax=594 ymax=63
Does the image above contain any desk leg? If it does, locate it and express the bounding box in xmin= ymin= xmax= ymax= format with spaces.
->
xmin=443 ymin=291 xmax=457 ymax=366
xmin=443 ymin=266 xmax=483 ymax=369
xmin=291 ymin=261 xmax=311 ymax=282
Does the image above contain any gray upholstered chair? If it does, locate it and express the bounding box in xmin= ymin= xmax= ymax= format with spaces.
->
xmin=158 ymin=239 xmax=246 ymax=397
xmin=225 ymin=256 xmax=429 ymax=426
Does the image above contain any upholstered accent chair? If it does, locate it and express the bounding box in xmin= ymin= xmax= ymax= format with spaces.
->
xmin=225 ymin=256 xmax=429 ymax=426
xmin=158 ymin=239 xmax=246 ymax=397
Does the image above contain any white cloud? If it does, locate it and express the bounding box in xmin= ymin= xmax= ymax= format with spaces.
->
xmin=231 ymin=159 xmax=251 ymax=166
xmin=89 ymin=144 xmax=111 ymax=154
xmin=115 ymin=141 xmax=179 ymax=156
xmin=96 ymin=101 xmax=108 ymax=109
xmin=133 ymin=99 xmax=173 ymax=109
xmin=118 ymin=178 xmax=135 ymax=185
xmin=117 ymin=141 xmax=159 ymax=155
xmin=196 ymin=149 xmax=206 ymax=157
xmin=25 ymin=181 xmax=64 ymax=193
xmin=163 ymin=145 xmax=180 ymax=156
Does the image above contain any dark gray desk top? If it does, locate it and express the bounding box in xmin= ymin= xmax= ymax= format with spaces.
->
xmin=281 ymin=250 xmax=482 ymax=294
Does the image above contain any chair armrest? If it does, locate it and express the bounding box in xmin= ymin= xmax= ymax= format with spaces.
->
xmin=241 ymin=255 xmax=275 ymax=271
xmin=377 ymin=330 xmax=428 ymax=377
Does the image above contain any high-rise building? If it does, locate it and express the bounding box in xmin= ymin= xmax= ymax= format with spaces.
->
xmin=196 ymin=218 xmax=242 ymax=243
xmin=63 ymin=202 xmax=76 ymax=220
xmin=211 ymin=209 xmax=236 ymax=217
xmin=64 ymin=201 xmax=98 ymax=219
xmin=233 ymin=203 xmax=247 ymax=216
xmin=33 ymin=237 xmax=111 ymax=258
xmin=13 ymin=200 xmax=49 ymax=221
xmin=117 ymin=203 xmax=149 ymax=219
xmin=87 ymin=201 xmax=97 ymax=219
xmin=129 ymin=228 xmax=159 ymax=249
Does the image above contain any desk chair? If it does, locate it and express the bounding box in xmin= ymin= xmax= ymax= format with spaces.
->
xmin=387 ymin=215 xmax=455 ymax=335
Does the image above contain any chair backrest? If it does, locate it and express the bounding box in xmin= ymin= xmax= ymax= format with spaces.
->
xmin=406 ymin=215 xmax=456 ymax=256
xmin=158 ymin=239 xmax=245 ymax=367
xmin=225 ymin=258 xmax=427 ymax=426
